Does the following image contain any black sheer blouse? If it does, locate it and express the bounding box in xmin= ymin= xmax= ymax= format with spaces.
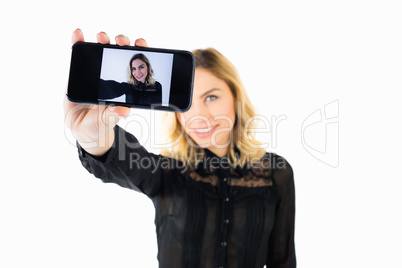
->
xmin=78 ymin=126 xmax=296 ymax=268
xmin=98 ymin=79 xmax=162 ymax=105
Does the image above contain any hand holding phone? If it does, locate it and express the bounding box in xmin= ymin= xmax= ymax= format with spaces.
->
xmin=64 ymin=30 xmax=141 ymax=157
xmin=67 ymin=34 xmax=194 ymax=112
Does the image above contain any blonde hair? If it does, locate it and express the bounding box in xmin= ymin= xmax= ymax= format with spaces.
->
xmin=160 ymin=48 xmax=266 ymax=167
xmin=127 ymin=53 xmax=156 ymax=86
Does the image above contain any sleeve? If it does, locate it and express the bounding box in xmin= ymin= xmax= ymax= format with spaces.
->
xmin=266 ymin=155 xmax=296 ymax=267
xmin=77 ymin=125 xmax=178 ymax=197
xmin=98 ymin=79 xmax=127 ymax=100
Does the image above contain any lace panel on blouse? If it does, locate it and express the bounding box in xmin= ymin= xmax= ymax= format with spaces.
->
xmin=187 ymin=154 xmax=275 ymax=188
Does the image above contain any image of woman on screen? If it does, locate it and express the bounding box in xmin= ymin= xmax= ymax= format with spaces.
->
xmin=98 ymin=53 xmax=162 ymax=105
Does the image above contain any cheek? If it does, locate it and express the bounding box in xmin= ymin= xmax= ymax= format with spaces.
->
xmin=178 ymin=108 xmax=197 ymax=126
xmin=214 ymin=102 xmax=236 ymax=127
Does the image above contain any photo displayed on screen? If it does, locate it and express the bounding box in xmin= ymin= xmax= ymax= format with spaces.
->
xmin=98 ymin=48 xmax=174 ymax=106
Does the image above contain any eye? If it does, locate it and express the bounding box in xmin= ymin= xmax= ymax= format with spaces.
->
xmin=132 ymin=67 xmax=136 ymax=71
xmin=205 ymin=95 xmax=218 ymax=102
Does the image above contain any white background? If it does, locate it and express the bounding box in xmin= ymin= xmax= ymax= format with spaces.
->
xmin=100 ymin=48 xmax=173 ymax=105
xmin=1 ymin=0 xmax=401 ymax=267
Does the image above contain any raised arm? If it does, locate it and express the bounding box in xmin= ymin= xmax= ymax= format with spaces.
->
xmin=77 ymin=124 xmax=177 ymax=197
xmin=64 ymin=29 xmax=146 ymax=157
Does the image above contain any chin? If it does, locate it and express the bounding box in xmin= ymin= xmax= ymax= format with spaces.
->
xmin=192 ymin=140 xmax=210 ymax=149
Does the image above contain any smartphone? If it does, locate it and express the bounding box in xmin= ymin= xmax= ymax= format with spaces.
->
xmin=67 ymin=42 xmax=195 ymax=112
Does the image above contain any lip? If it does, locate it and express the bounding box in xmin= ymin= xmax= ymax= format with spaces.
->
xmin=191 ymin=125 xmax=218 ymax=138
xmin=136 ymin=75 xmax=144 ymax=80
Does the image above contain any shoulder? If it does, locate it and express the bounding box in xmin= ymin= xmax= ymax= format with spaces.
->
xmin=263 ymin=152 xmax=295 ymax=197
xmin=266 ymin=153 xmax=293 ymax=175
xmin=230 ymin=152 xmax=291 ymax=187
xmin=256 ymin=152 xmax=293 ymax=185
xmin=146 ymin=81 xmax=161 ymax=89
xmin=253 ymin=152 xmax=292 ymax=173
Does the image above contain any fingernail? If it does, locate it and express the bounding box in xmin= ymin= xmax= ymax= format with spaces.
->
xmin=98 ymin=31 xmax=109 ymax=38
xmin=135 ymin=38 xmax=148 ymax=46
xmin=116 ymin=34 xmax=128 ymax=41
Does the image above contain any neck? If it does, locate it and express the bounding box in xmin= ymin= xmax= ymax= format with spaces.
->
xmin=207 ymin=146 xmax=229 ymax=158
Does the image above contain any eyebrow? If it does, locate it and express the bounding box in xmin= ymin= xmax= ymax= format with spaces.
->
xmin=200 ymin=88 xmax=221 ymax=98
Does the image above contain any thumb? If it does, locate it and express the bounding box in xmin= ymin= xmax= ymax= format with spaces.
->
xmin=113 ymin=106 xmax=130 ymax=117
xmin=100 ymin=106 xmax=127 ymax=130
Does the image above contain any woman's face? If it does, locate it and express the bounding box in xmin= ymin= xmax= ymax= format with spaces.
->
xmin=131 ymin=59 xmax=148 ymax=83
xmin=178 ymin=68 xmax=236 ymax=157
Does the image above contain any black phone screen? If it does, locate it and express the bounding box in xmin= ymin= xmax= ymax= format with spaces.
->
xmin=67 ymin=42 xmax=195 ymax=112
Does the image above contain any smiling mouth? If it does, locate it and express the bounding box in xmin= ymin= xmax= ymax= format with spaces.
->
xmin=136 ymin=75 xmax=144 ymax=80
xmin=194 ymin=127 xmax=214 ymax=133
xmin=192 ymin=125 xmax=218 ymax=137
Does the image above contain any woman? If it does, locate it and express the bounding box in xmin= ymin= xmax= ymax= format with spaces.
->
xmin=65 ymin=29 xmax=296 ymax=268
xmin=99 ymin=52 xmax=162 ymax=105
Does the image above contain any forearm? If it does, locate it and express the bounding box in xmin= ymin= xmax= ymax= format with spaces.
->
xmin=77 ymin=125 xmax=168 ymax=196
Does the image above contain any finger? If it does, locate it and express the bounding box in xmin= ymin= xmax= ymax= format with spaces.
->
xmin=96 ymin=32 xmax=110 ymax=44
xmin=134 ymin=38 xmax=148 ymax=47
xmin=115 ymin=34 xmax=131 ymax=46
xmin=72 ymin=28 xmax=84 ymax=44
